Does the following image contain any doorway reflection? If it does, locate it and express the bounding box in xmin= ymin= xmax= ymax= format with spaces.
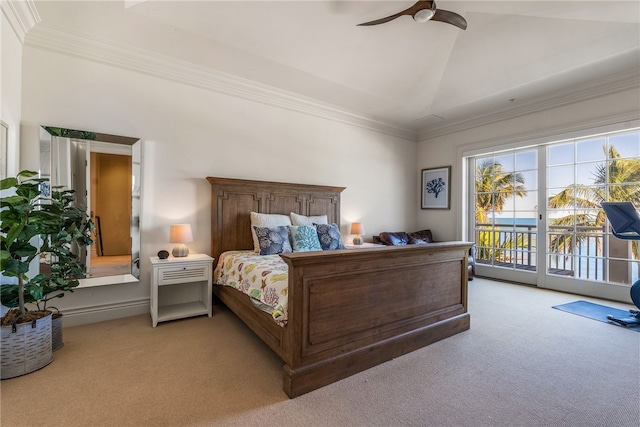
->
xmin=90 ymin=151 xmax=132 ymax=276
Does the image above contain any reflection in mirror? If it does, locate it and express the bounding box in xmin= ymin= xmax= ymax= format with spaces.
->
xmin=39 ymin=126 xmax=141 ymax=283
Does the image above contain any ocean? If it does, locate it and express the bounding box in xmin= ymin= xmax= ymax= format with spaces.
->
xmin=494 ymin=217 xmax=537 ymax=226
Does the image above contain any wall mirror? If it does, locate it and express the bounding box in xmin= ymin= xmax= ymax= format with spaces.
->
xmin=39 ymin=126 xmax=141 ymax=284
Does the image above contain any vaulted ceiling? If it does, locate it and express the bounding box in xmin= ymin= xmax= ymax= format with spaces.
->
xmin=26 ymin=1 xmax=640 ymax=140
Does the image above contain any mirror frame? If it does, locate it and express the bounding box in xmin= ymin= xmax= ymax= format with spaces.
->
xmin=39 ymin=126 xmax=141 ymax=286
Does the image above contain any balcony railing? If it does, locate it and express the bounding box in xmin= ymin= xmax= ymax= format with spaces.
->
xmin=474 ymin=223 xmax=538 ymax=271
xmin=474 ymin=223 xmax=611 ymax=279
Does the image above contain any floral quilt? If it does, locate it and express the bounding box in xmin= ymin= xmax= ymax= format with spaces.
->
xmin=213 ymin=251 xmax=289 ymax=326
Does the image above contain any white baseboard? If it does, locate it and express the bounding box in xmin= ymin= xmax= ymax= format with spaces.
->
xmin=60 ymin=298 xmax=150 ymax=327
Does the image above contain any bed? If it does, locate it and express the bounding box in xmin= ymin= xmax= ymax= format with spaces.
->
xmin=207 ymin=177 xmax=471 ymax=397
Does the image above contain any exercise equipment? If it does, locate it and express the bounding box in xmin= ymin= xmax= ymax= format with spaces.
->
xmin=601 ymin=202 xmax=640 ymax=327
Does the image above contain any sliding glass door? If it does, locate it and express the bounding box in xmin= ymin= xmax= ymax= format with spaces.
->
xmin=473 ymin=149 xmax=538 ymax=284
xmin=470 ymin=127 xmax=640 ymax=300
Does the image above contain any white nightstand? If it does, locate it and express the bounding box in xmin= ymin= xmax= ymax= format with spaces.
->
xmin=149 ymin=254 xmax=214 ymax=327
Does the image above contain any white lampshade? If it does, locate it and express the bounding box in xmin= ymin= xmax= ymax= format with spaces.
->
xmin=170 ymin=224 xmax=193 ymax=257
xmin=350 ymin=222 xmax=365 ymax=235
xmin=351 ymin=222 xmax=365 ymax=245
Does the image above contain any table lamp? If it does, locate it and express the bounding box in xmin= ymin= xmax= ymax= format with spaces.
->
xmin=170 ymin=224 xmax=193 ymax=257
xmin=351 ymin=222 xmax=365 ymax=245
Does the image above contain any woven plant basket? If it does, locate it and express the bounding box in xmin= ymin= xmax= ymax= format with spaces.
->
xmin=1 ymin=312 xmax=53 ymax=379
xmin=51 ymin=312 xmax=63 ymax=352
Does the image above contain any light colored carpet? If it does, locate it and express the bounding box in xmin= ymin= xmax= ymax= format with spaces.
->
xmin=2 ymin=278 xmax=639 ymax=427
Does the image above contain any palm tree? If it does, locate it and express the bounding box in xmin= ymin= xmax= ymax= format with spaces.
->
xmin=475 ymin=160 xmax=527 ymax=223
xmin=474 ymin=160 xmax=527 ymax=262
xmin=548 ymin=145 xmax=640 ymax=260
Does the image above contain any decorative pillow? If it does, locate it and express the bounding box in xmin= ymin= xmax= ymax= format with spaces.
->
xmin=409 ymin=229 xmax=433 ymax=243
xmin=289 ymin=225 xmax=322 ymax=252
xmin=250 ymin=212 xmax=292 ymax=252
xmin=379 ymin=232 xmax=410 ymax=246
xmin=290 ymin=212 xmax=328 ymax=226
xmin=253 ymin=226 xmax=292 ymax=255
xmin=315 ymin=223 xmax=346 ymax=250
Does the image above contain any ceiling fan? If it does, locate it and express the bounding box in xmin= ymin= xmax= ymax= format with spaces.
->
xmin=357 ymin=1 xmax=467 ymax=30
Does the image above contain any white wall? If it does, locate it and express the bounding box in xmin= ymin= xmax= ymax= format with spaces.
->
xmin=1 ymin=10 xmax=23 ymax=177
xmin=0 ymin=8 xmax=24 ymax=318
xmin=417 ymin=86 xmax=640 ymax=242
xmin=20 ymin=47 xmax=418 ymax=326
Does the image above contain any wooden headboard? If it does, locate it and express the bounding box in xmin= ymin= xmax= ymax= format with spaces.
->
xmin=206 ymin=177 xmax=345 ymax=262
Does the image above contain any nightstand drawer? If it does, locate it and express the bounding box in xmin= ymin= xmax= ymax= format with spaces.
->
xmin=157 ymin=264 xmax=209 ymax=285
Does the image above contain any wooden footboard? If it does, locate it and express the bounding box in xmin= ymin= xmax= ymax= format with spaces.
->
xmin=279 ymin=242 xmax=470 ymax=397
xmin=215 ymin=242 xmax=471 ymax=397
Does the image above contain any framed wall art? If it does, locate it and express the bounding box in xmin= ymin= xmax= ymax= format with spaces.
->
xmin=421 ymin=166 xmax=451 ymax=209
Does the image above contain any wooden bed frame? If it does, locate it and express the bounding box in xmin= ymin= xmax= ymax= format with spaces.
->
xmin=207 ymin=177 xmax=471 ymax=397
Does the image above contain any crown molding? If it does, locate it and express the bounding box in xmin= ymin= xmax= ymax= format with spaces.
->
xmin=418 ymin=69 xmax=640 ymax=141
xmin=1 ymin=0 xmax=40 ymax=43
xmin=24 ymin=24 xmax=418 ymax=142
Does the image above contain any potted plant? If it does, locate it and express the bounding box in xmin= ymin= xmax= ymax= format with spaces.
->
xmin=0 ymin=170 xmax=93 ymax=378
xmin=34 ymin=185 xmax=93 ymax=351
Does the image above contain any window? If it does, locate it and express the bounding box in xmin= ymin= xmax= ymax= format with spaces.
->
xmin=470 ymin=127 xmax=640 ymax=298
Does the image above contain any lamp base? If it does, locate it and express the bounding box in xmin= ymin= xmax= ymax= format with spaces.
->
xmin=353 ymin=235 xmax=363 ymax=245
xmin=172 ymin=244 xmax=189 ymax=257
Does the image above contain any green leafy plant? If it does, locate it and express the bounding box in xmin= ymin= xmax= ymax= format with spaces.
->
xmin=43 ymin=126 xmax=97 ymax=141
xmin=0 ymin=170 xmax=93 ymax=324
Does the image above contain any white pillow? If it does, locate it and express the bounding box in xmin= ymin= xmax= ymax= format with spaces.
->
xmin=290 ymin=212 xmax=328 ymax=226
xmin=250 ymin=212 xmax=291 ymax=252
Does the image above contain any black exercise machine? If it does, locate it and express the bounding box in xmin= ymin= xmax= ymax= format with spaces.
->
xmin=601 ymin=202 xmax=640 ymax=327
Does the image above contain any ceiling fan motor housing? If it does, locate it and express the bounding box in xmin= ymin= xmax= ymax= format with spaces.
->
xmin=414 ymin=8 xmax=435 ymax=22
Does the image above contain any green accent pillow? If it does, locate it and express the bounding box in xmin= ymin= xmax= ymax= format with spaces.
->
xmin=290 ymin=225 xmax=322 ymax=252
